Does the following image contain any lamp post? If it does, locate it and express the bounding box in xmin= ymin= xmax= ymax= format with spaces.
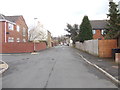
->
xmin=33 ymin=18 xmax=38 ymax=52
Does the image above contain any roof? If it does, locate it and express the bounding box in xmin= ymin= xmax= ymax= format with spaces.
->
xmin=0 ymin=14 xmax=21 ymax=23
xmin=90 ymin=20 xmax=108 ymax=30
xmin=4 ymin=16 xmax=20 ymax=23
xmin=0 ymin=14 xmax=5 ymax=19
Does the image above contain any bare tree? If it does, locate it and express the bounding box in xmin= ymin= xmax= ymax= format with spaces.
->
xmin=29 ymin=24 xmax=47 ymax=42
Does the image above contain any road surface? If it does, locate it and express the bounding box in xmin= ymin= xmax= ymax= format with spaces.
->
xmin=2 ymin=46 xmax=117 ymax=88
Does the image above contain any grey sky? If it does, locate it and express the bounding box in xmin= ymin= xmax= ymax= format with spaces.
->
xmin=0 ymin=0 xmax=119 ymax=37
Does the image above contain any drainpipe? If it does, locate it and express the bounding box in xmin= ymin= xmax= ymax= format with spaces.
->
xmin=4 ymin=21 xmax=7 ymax=43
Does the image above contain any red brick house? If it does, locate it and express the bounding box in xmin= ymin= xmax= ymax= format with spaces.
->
xmin=90 ymin=20 xmax=108 ymax=40
xmin=0 ymin=14 xmax=28 ymax=43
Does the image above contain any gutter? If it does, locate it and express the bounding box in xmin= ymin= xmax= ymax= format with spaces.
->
xmin=0 ymin=19 xmax=16 ymax=25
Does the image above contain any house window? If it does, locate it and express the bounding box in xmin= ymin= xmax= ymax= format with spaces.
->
xmin=92 ymin=30 xmax=96 ymax=34
xmin=8 ymin=23 xmax=14 ymax=30
xmin=17 ymin=38 xmax=20 ymax=42
xmin=23 ymin=39 xmax=26 ymax=42
xmin=17 ymin=25 xmax=20 ymax=32
xmin=101 ymin=29 xmax=105 ymax=35
xmin=8 ymin=37 xmax=14 ymax=42
xmin=23 ymin=27 xmax=26 ymax=37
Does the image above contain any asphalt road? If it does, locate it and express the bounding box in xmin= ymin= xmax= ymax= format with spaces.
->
xmin=2 ymin=46 xmax=117 ymax=88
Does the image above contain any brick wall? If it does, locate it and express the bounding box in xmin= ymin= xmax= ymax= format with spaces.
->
xmin=15 ymin=16 xmax=28 ymax=42
xmin=34 ymin=42 xmax=47 ymax=51
xmin=0 ymin=22 xmax=5 ymax=43
xmin=1 ymin=42 xmax=46 ymax=53
xmin=98 ymin=40 xmax=117 ymax=58
xmin=1 ymin=16 xmax=28 ymax=43
xmin=93 ymin=30 xmax=104 ymax=39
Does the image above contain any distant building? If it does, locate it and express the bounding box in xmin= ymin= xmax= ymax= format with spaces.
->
xmin=90 ymin=20 xmax=108 ymax=40
xmin=29 ymin=21 xmax=47 ymax=42
xmin=0 ymin=14 xmax=28 ymax=43
xmin=47 ymin=30 xmax=52 ymax=48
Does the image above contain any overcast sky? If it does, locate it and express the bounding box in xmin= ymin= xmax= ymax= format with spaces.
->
xmin=0 ymin=0 xmax=119 ymax=37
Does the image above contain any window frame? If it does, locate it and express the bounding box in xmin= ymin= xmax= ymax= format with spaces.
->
xmin=8 ymin=23 xmax=14 ymax=30
xmin=92 ymin=30 xmax=96 ymax=34
xmin=23 ymin=27 xmax=26 ymax=37
xmin=16 ymin=38 xmax=20 ymax=42
xmin=101 ymin=29 xmax=105 ymax=35
xmin=8 ymin=37 xmax=14 ymax=42
xmin=23 ymin=39 xmax=26 ymax=42
xmin=17 ymin=25 xmax=20 ymax=32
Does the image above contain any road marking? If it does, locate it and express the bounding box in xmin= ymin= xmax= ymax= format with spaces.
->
xmin=76 ymin=52 xmax=120 ymax=86
xmin=31 ymin=52 xmax=38 ymax=55
xmin=0 ymin=60 xmax=9 ymax=74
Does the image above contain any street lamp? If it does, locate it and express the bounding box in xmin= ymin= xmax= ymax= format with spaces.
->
xmin=33 ymin=18 xmax=38 ymax=52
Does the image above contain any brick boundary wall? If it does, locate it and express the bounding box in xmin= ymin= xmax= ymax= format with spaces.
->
xmin=98 ymin=39 xmax=117 ymax=58
xmin=35 ymin=42 xmax=47 ymax=52
xmin=0 ymin=42 xmax=46 ymax=53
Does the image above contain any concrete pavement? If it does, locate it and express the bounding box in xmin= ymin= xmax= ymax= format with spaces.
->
xmin=2 ymin=46 xmax=118 ymax=88
xmin=74 ymin=47 xmax=119 ymax=87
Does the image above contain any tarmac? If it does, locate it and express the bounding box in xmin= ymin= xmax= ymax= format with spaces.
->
xmin=75 ymin=48 xmax=120 ymax=87
xmin=0 ymin=47 xmax=119 ymax=87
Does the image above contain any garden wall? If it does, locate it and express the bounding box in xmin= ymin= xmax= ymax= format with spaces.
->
xmin=1 ymin=42 xmax=46 ymax=53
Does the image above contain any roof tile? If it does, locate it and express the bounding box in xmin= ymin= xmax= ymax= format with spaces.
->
xmin=90 ymin=20 xmax=108 ymax=30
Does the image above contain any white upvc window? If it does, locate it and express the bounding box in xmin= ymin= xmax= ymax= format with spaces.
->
xmin=17 ymin=38 xmax=20 ymax=42
xmin=23 ymin=27 xmax=26 ymax=37
xmin=17 ymin=25 xmax=20 ymax=32
xmin=8 ymin=37 xmax=14 ymax=42
xmin=101 ymin=29 xmax=105 ymax=35
xmin=92 ymin=30 xmax=96 ymax=34
xmin=23 ymin=39 xmax=26 ymax=42
xmin=8 ymin=23 xmax=14 ymax=30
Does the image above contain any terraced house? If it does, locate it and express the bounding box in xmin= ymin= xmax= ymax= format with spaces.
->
xmin=0 ymin=14 xmax=28 ymax=43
